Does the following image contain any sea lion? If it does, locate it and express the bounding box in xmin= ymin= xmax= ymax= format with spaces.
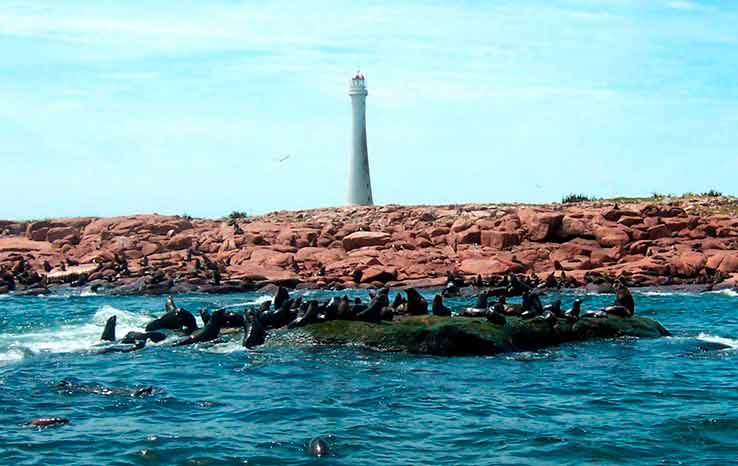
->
xmin=266 ymin=299 xmax=294 ymax=329
xmin=485 ymin=304 xmax=506 ymax=326
xmin=521 ymin=290 xmax=544 ymax=315
xmin=99 ymin=316 xmax=166 ymax=350
xmin=432 ymin=295 xmax=452 ymax=317
xmin=380 ymin=305 xmax=395 ymax=321
xmin=404 ymin=288 xmax=428 ymax=316
xmin=145 ymin=298 xmax=198 ymax=334
xmin=473 ymin=291 xmax=489 ymax=310
xmin=101 ymin=315 xmax=117 ymax=342
xmin=356 ymin=295 xmax=387 ymax=324
xmin=599 ymin=284 xmax=635 ymax=317
xmin=542 ymin=299 xmax=562 ymax=317
xmin=308 ymin=436 xmax=330 ymax=457
xmin=165 ymin=296 xmax=177 ymax=314
xmin=319 ymin=298 xmax=339 ymax=322
xmin=174 ymin=309 xmax=225 ymax=346
xmin=200 ymin=309 xmax=211 ymax=326
xmin=222 ymin=310 xmax=245 ymax=328
xmin=336 ymin=296 xmax=354 ymax=320
xmin=242 ymin=311 xmax=267 ymax=348
xmin=564 ymin=299 xmax=582 ymax=322
xmin=391 ymin=293 xmax=406 ymax=310
xmin=539 ymin=310 xmax=558 ymax=326
xmin=27 ymin=417 xmax=70 ymax=428
xmin=288 ymin=300 xmax=320 ymax=328
xmin=272 ymin=286 xmax=290 ymax=311
xmin=96 ymin=339 xmax=146 ymax=354
xmin=55 ymin=379 xmax=155 ymax=397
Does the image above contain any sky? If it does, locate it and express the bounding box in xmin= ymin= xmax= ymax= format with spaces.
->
xmin=1 ymin=0 xmax=737 ymax=219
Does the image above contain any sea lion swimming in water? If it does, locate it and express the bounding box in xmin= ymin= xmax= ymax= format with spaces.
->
xmin=308 ymin=436 xmax=330 ymax=457
xmin=432 ymin=295 xmax=452 ymax=317
xmin=174 ymin=309 xmax=226 ymax=346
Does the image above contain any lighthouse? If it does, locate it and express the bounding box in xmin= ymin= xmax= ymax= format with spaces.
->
xmin=347 ymin=70 xmax=373 ymax=205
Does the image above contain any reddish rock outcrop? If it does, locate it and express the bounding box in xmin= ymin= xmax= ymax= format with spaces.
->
xmin=2 ymin=196 xmax=738 ymax=294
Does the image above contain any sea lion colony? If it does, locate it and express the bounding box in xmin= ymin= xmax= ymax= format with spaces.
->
xmin=97 ymin=273 xmax=638 ymax=353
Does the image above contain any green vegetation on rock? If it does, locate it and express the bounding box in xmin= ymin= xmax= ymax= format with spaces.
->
xmin=283 ymin=315 xmax=670 ymax=356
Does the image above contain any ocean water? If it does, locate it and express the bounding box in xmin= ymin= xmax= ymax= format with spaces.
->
xmin=1 ymin=289 xmax=738 ymax=465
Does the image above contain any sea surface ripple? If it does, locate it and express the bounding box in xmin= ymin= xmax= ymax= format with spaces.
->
xmin=1 ymin=290 xmax=738 ymax=465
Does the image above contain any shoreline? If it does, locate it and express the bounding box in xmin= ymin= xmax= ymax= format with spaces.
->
xmin=2 ymin=196 xmax=738 ymax=297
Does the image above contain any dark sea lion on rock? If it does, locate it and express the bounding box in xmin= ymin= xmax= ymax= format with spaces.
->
xmin=356 ymin=295 xmax=387 ymax=324
xmin=288 ymin=300 xmax=320 ymax=328
xmin=603 ymin=284 xmax=635 ymax=317
xmin=403 ymin=288 xmax=428 ymax=316
xmin=145 ymin=297 xmax=198 ymax=334
xmin=242 ymin=311 xmax=267 ymax=348
xmin=521 ymin=290 xmax=544 ymax=315
xmin=174 ymin=309 xmax=225 ymax=346
xmin=485 ymin=304 xmax=506 ymax=326
xmin=432 ymin=295 xmax=452 ymax=317
xmin=380 ymin=305 xmax=395 ymax=321
xmin=222 ymin=310 xmax=245 ymax=328
xmin=200 ymin=309 xmax=211 ymax=326
xmin=268 ymin=299 xmax=295 ymax=329
xmin=564 ymin=299 xmax=582 ymax=322
xmin=473 ymin=291 xmax=489 ymax=310
xmin=165 ymin=296 xmax=177 ymax=314
xmin=543 ymin=299 xmax=562 ymax=317
xmin=319 ymin=298 xmax=338 ymax=322
xmin=336 ymin=296 xmax=354 ymax=320
xmin=272 ymin=286 xmax=290 ymax=311
xmin=392 ymin=293 xmax=406 ymax=310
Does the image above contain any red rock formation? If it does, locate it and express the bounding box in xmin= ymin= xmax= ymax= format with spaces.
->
xmin=2 ymin=197 xmax=738 ymax=294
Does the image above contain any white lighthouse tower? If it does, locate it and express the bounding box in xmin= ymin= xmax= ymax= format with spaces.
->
xmin=347 ymin=70 xmax=373 ymax=205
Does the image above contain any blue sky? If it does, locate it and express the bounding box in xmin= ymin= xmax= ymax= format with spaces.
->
xmin=1 ymin=0 xmax=737 ymax=219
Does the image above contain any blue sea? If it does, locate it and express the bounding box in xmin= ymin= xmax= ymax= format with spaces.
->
xmin=1 ymin=289 xmax=738 ymax=465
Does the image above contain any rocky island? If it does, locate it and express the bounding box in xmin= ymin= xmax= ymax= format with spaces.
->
xmin=282 ymin=314 xmax=670 ymax=356
xmin=1 ymin=195 xmax=738 ymax=295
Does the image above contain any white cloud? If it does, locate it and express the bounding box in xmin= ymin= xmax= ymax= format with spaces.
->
xmin=667 ymin=1 xmax=705 ymax=11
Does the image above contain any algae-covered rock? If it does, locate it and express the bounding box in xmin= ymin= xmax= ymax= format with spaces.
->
xmin=288 ymin=315 xmax=669 ymax=356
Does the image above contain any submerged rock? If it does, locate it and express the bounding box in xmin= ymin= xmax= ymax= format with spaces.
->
xmin=289 ymin=315 xmax=670 ymax=356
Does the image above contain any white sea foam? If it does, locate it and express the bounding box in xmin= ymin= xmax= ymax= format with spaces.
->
xmin=0 ymin=305 xmax=154 ymax=362
xmin=716 ymin=289 xmax=738 ymax=298
xmin=697 ymin=333 xmax=738 ymax=349
xmin=222 ymin=295 xmax=272 ymax=309
xmin=0 ymin=347 xmax=28 ymax=366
